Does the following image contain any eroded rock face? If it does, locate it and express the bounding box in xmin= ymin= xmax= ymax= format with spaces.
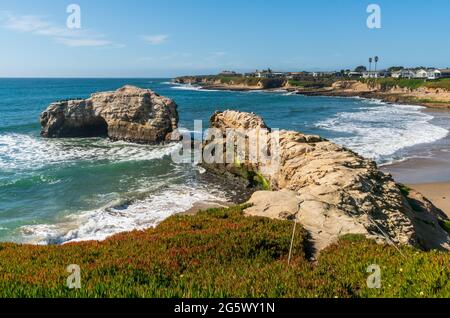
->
xmin=202 ymin=110 xmax=450 ymax=252
xmin=40 ymin=85 xmax=179 ymax=144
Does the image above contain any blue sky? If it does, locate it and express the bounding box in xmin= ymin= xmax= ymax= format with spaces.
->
xmin=0 ymin=0 xmax=449 ymax=77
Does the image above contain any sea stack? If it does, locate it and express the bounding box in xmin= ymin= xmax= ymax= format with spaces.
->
xmin=40 ymin=85 xmax=179 ymax=144
xmin=202 ymin=110 xmax=450 ymax=253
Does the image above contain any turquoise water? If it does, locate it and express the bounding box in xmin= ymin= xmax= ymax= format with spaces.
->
xmin=0 ymin=78 xmax=448 ymax=244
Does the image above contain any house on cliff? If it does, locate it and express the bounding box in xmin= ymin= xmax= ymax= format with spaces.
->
xmin=439 ymin=69 xmax=450 ymax=78
xmin=414 ymin=68 xmax=441 ymax=80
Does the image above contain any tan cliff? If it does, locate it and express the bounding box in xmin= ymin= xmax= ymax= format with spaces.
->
xmin=201 ymin=110 xmax=450 ymax=254
xmin=174 ymin=76 xmax=284 ymax=90
xmin=175 ymin=76 xmax=450 ymax=108
xmin=311 ymin=80 xmax=450 ymax=108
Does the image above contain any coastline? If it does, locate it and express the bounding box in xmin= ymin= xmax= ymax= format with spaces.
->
xmin=173 ymin=79 xmax=450 ymax=109
xmin=176 ymin=80 xmax=450 ymax=216
xmin=1 ymin=83 xmax=450 ymax=298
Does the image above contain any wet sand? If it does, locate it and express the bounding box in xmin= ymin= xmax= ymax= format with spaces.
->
xmin=382 ymin=156 xmax=450 ymax=184
xmin=383 ymin=155 xmax=450 ymax=217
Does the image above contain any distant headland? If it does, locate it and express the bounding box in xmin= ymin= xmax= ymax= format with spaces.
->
xmin=174 ymin=65 xmax=450 ymax=108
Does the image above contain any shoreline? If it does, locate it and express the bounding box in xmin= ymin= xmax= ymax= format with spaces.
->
xmin=175 ymin=80 xmax=450 ymax=216
xmin=173 ymin=80 xmax=450 ymax=109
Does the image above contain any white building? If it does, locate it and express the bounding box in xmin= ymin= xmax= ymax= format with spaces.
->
xmin=439 ymin=69 xmax=450 ymax=78
xmin=362 ymin=71 xmax=390 ymax=79
xmin=414 ymin=69 xmax=429 ymax=79
xmin=413 ymin=69 xmax=441 ymax=80
xmin=391 ymin=69 xmax=415 ymax=79
xmin=427 ymin=69 xmax=441 ymax=80
xmin=347 ymin=71 xmax=363 ymax=78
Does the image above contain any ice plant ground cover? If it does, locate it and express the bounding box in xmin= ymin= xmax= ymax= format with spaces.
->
xmin=0 ymin=205 xmax=448 ymax=298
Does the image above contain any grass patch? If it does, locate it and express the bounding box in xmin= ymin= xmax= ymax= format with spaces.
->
xmin=288 ymin=79 xmax=333 ymax=89
xmin=398 ymin=183 xmax=412 ymax=196
xmin=440 ymin=220 xmax=450 ymax=234
xmin=0 ymin=205 xmax=448 ymax=298
xmin=360 ymin=78 xmax=450 ymax=92
xmin=360 ymin=78 xmax=426 ymax=90
xmin=425 ymin=78 xmax=450 ymax=90
xmin=409 ymin=98 xmax=450 ymax=105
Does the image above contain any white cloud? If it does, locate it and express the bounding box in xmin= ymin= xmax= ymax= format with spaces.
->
xmin=0 ymin=11 xmax=120 ymax=48
xmin=56 ymin=38 xmax=113 ymax=47
xmin=141 ymin=34 xmax=169 ymax=45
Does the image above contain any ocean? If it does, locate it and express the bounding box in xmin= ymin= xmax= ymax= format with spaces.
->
xmin=0 ymin=78 xmax=449 ymax=244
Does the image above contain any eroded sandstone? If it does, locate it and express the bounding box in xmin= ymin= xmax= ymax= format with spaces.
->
xmin=202 ymin=110 xmax=450 ymax=253
xmin=40 ymin=85 xmax=179 ymax=144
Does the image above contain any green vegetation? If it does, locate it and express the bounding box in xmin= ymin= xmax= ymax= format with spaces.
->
xmin=0 ymin=205 xmax=448 ymax=298
xmin=233 ymin=159 xmax=270 ymax=190
xmin=408 ymin=98 xmax=450 ymax=106
xmin=216 ymin=76 xmax=262 ymax=86
xmin=425 ymin=78 xmax=450 ymax=90
xmin=440 ymin=220 xmax=450 ymax=235
xmin=177 ymin=75 xmax=285 ymax=89
xmin=398 ymin=183 xmax=412 ymax=196
xmin=360 ymin=78 xmax=425 ymax=90
xmin=288 ymin=79 xmax=330 ymax=89
xmin=253 ymin=171 xmax=271 ymax=190
xmin=215 ymin=76 xmax=285 ymax=89
xmin=360 ymin=78 xmax=450 ymax=91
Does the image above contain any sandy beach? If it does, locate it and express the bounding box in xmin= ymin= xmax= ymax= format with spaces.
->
xmin=408 ymin=182 xmax=450 ymax=218
xmin=383 ymin=154 xmax=450 ymax=217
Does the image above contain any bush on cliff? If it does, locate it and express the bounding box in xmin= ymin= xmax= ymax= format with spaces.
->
xmin=0 ymin=205 xmax=448 ymax=298
xmin=425 ymin=78 xmax=450 ymax=90
xmin=360 ymin=78 xmax=425 ymax=90
xmin=360 ymin=78 xmax=450 ymax=91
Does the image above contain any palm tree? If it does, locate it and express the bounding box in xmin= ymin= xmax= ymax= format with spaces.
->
xmin=374 ymin=56 xmax=379 ymax=72
xmin=369 ymin=57 xmax=373 ymax=72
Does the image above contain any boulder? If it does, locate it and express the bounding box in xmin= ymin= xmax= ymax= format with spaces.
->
xmin=202 ymin=110 xmax=450 ymax=252
xmin=40 ymin=85 xmax=179 ymax=144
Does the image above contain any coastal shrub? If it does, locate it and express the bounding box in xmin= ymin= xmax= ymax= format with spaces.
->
xmin=0 ymin=205 xmax=448 ymax=298
xmin=288 ymin=79 xmax=330 ymax=89
xmin=424 ymin=79 xmax=450 ymax=91
xmin=216 ymin=76 xmax=262 ymax=87
xmin=397 ymin=183 xmax=411 ymax=196
xmin=440 ymin=220 xmax=450 ymax=234
xmin=409 ymin=98 xmax=450 ymax=105
xmin=361 ymin=78 xmax=425 ymax=90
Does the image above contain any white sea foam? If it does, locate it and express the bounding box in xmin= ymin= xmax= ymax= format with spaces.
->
xmin=170 ymin=84 xmax=220 ymax=92
xmin=19 ymin=184 xmax=228 ymax=245
xmin=0 ymin=134 xmax=181 ymax=171
xmin=316 ymin=103 xmax=449 ymax=163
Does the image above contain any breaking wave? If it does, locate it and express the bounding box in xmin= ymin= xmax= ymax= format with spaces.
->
xmin=0 ymin=134 xmax=181 ymax=171
xmin=316 ymin=101 xmax=449 ymax=163
xmin=19 ymin=184 xmax=228 ymax=245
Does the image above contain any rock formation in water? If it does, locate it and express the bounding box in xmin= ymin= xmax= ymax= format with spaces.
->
xmin=40 ymin=85 xmax=179 ymax=144
xmin=202 ymin=110 xmax=450 ymax=253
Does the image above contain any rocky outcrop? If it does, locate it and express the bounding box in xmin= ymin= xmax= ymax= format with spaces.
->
xmin=40 ymin=85 xmax=179 ymax=144
xmin=323 ymin=80 xmax=450 ymax=108
xmin=202 ymin=110 xmax=450 ymax=253
xmin=174 ymin=76 xmax=286 ymax=91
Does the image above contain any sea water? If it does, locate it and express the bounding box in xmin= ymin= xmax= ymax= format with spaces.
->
xmin=0 ymin=78 xmax=448 ymax=244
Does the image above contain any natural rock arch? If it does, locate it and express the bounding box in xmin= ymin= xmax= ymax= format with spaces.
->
xmin=40 ymin=86 xmax=179 ymax=144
